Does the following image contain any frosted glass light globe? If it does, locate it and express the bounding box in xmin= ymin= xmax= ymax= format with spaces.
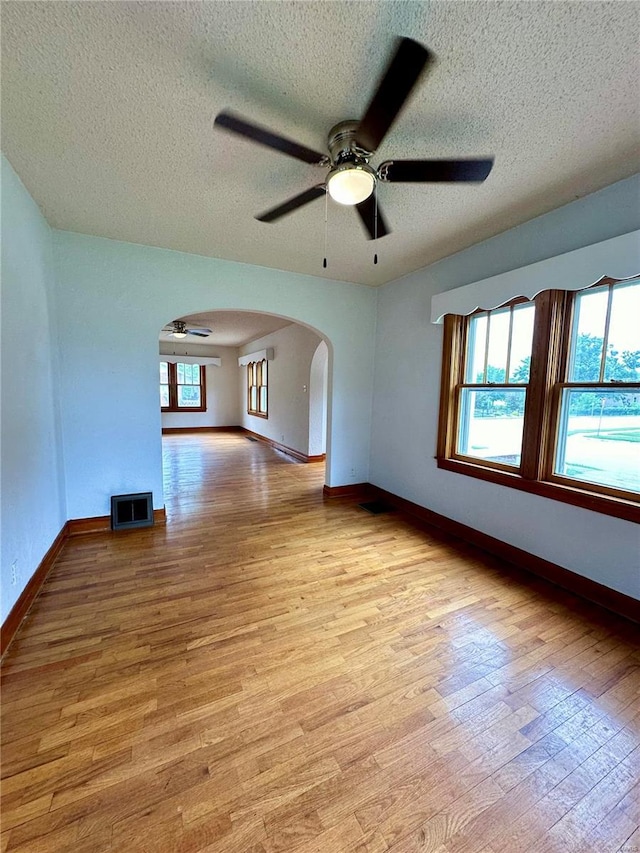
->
xmin=327 ymin=165 xmax=375 ymax=205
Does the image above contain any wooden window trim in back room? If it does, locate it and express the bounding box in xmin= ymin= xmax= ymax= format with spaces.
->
xmin=437 ymin=280 xmax=640 ymax=524
xmin=247 ymin=359 xmax=268 ymax=418
xmin=160 ymin=361 xmax=207 ymax=413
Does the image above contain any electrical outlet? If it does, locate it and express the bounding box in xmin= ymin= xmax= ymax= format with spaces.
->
xmin=281 ymin=434 xmax=285 ymax=442
xmin=350 ymin=467 xmax=356 ymax=477
xmin=11 ymin=560 xmax=17 ymax=585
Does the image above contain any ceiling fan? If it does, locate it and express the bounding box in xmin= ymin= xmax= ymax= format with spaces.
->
xmin=213 ymin=37 xmax=494 ymax=240
xmin=162 ymin=320 xmax=212 ymax=339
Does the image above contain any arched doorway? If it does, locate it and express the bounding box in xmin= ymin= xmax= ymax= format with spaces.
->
xmin=159 ymin=310 xmax=332 ymax=494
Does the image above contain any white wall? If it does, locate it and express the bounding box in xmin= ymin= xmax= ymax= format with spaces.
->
xmin=1 ymin=156 xmax=66 ymax=623
xmin=52 ymin=232 xmax=377 ymax=518
xmin=309 ymin=341 xmax=329 ymax=457
xmin=239 ymin=323 xmax=323 ymax=456
xmin=160 ymin=343 xmax=240 ymax=429
xmin=370 ymin=175 xmax=640 ymax=600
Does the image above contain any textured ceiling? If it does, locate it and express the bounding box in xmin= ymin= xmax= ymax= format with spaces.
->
xmin=160 ymin=311 xmax=292 ymax=348
xmin=2 ymin=1 xmax=639 ymax=286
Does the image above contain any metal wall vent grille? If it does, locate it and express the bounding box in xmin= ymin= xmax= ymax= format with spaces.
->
xmin=110 ymin=492 xmax=154 ymax=530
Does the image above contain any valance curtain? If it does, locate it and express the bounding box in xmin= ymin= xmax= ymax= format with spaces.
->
xmin=160 ymin=355 xmax=221 ymax=366
xmin=238 ymin=348 xmax=274 ymax=367
xmin=430 ymin=230 xmax=639 ymax=323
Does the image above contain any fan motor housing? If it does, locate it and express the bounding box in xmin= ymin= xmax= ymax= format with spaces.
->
xmin=328 ymin=120 xmax=371 ymax=165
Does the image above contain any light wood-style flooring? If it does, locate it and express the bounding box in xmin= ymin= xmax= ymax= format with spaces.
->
xmin=2 ymin=432 xmax=639 ymax=853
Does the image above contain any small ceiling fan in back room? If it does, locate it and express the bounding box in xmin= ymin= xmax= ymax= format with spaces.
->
xmin=162 ymin=321 xmax=212 ymax=339
xmin=213 ymin=37 xmax=494 ymax=243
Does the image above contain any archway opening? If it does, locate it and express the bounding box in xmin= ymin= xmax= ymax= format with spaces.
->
xmin=158 ymin=309 xmax=333 ymax=504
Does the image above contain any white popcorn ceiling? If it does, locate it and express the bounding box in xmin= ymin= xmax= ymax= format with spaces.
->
xmin=2 ymin=1 xmax=639 ymax=288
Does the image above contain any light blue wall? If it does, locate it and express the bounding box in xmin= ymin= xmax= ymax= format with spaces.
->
xmin=413 ymin=174 xmax=640 ymax=293
xmin=371 ymin=174 xmax=640 ymax=599
xmin=52 ymin=231 xmax=377 ymax=519
xmin=1 ymin=156 xmax=66 ymax=623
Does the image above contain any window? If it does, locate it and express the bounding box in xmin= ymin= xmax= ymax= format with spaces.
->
xmin=457 ymin=301 xmax=535 ymax=468
xmin=437 ymin=279 xmax=640 ymax=521
xmin=554 ymin=281 xmax=640 ymax=494
xmin=160 ymin=361 xmax=206 ymax=412
xmin=247 ymin=359 xmax=268 ymax=417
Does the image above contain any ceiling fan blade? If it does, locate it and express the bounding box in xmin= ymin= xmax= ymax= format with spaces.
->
xmin=355 ymin=195 xmax=390 ymax=240
xmin=187 ymin=327 xmax=212 ymax=334
xmin=355 ymin=38 xmax=433 ymax=154
xmin=256 ymin=185 xmax=326 ymax=223
xmin=214 ymin=112 xmax=328 ymax=165
xmin=187 ymin=331 xmax=210 ymax=338
xmin=378 ymin=158 xmax=494 ymax=183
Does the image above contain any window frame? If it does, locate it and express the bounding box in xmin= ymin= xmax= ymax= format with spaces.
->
xmin=437 ymin=284 xmax=640 ymax=523
xmin=160 ymin=361 xmax=207 ymax=413
xmin=454 ymin=298 xmax=533 ymax=473
xmin=247 ymin=359 xmax=268 ymax=418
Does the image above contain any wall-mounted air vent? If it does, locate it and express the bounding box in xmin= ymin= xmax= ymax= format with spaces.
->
xmin=110 ymin=492 xmax=154 ymax=530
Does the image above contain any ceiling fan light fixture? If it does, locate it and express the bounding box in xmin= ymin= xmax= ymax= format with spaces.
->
xmin=170 ymin=321 xmax=188 ymax=339
xmin=327 ymin=163 xmax=376 ymax=206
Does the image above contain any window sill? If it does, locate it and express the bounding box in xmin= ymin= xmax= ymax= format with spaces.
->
xmin=248 ymin=411 xmax=268 ymax=419
xmin=437 ymin=457 xmax=639 ymax=523
xmin=161 ymin=407 xmax=207 ymax=413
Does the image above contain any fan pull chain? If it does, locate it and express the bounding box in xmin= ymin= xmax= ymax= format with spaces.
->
xmin=323 ymin=187 xmax=328 ymax=269
xmin=374 ymin=186 xmax=379 ymax=265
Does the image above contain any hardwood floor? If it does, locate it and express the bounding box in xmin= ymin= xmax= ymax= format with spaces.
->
xmin=1 ymin=432 xmax=639 ymax=853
